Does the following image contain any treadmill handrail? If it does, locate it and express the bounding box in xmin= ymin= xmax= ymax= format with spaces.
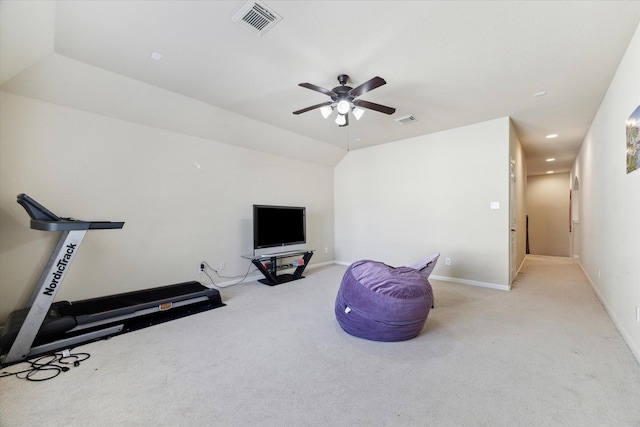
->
xmin=17 ymin=193 xmax=60 ymax=221
xmin=18 ymin=194 xmax=124 ymax=231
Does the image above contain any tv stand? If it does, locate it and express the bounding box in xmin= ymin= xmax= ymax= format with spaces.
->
xmin=243 ymin=251 xmax=313 ymax=286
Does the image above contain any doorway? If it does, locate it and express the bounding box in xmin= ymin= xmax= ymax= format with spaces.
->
xmin=570 ymin=176 xmax=580 ymax=258
xmin=525 ymin=172 xmax=571 ymax=256
xmin=510 ymin=158 xmax=517 ymax=284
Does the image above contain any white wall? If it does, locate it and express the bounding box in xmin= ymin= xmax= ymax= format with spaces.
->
xmin=571 ymin=22 xmax=640 ymax=361
xmin=0 ymin=0 xmax=54 ymax=84
xmin=0 ymin=92 xmax=335 ymax=321
xmin=335 ymin=117 xmax=511 ymax=289
xmin=526 ymin=173 xmax=570 ymax=256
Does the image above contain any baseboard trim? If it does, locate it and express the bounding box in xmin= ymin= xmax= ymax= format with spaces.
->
xmin=307 ymin=261 xmax=335 ymax=269
xmin=430 ymin=275 xmax=510 ymax=291
xmin=333 ymin=260 xmax=509 ymax=291
xmin=576 ymin=260 xmax=640 ymax=365
xmin=220 ymin=260 xmax=511 ymax=292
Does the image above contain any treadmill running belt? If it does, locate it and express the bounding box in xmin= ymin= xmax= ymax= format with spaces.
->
xmin=57 ymin=281 xmax=215 ymax=316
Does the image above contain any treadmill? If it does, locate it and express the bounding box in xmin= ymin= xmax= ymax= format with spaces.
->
xmin=0 ymin=194 xmax=225 ymax=366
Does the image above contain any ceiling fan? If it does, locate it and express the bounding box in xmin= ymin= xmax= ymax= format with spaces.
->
xmin=293 ymin=74 xmax=396 ymax=127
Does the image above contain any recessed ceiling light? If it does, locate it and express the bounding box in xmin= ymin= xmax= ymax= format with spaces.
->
xmin=546 ymin=134 xmax=558 ymax=139
xmin=533 ymin=91 xmax=547 ymax=97
xmin=546 ymin=171 xmax=555 ymax=174
xmin=546 ymin=158 xmax=556 ymax=162
xmin=150 ymin=52 xmax=162 ymax=61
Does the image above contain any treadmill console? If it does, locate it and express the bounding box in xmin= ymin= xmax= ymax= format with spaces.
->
xmin=16 ymin=193 xmax=124 ymax=231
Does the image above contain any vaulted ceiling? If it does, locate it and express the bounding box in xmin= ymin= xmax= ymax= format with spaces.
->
xmin=2 ymin=1 xmax=639 ymax=174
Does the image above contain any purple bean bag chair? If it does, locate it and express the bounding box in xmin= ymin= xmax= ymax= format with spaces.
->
xmin=335 ymin=259 xmax=435 ymax=342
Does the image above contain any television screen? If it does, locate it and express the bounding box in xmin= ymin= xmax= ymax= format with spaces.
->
xmin=253 ymin=205 xmax=306 ymax=253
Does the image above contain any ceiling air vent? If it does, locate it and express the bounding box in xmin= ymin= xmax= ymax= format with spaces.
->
xmin=232 ymin=1 xmax=282 ymax=36
xmin=395 ymin=115 xmax=418 ymax=124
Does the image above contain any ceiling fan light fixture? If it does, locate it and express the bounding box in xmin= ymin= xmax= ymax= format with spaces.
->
xmin=293 ymin=74 xmax=395 ymax=128
xmin=336 ymin=100 xmax=351 ymax=115
xmin=320 ymin=105 xmax=333 ymax=119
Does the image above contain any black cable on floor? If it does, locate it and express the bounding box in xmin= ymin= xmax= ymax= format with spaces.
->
xmin=0 ymin=350 xmax=90 ymax=382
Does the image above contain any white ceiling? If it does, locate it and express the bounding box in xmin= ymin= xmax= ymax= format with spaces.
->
xmin=3 ymin=1 xmax=640 ymax=175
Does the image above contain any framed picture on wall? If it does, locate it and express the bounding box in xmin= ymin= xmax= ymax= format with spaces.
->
xmin=626 ymin=105 xmax=640 ymax=174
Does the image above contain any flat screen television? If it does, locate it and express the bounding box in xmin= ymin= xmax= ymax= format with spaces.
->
xmin=253 ymin=205 xmax=306 ymax=256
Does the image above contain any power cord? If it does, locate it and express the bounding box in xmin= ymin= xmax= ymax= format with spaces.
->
xmin=201 ymin=261 xmax=257 ymax=288
xmin=0 ymin=350 xmax=91 ymax=382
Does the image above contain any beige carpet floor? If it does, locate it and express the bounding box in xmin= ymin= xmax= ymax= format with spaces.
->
xmin=1 ymin=255 xmax=639 ymax=426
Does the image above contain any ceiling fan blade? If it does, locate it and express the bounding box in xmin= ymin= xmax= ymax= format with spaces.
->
xmin=298 ymin=83 xmax=336 ymax=97
xmin=293 ymin=101 xmax=333 ymax=115
xmin=348 ymin=76 xmax=387 ymax=97
xmin=353 ymin=99 xmax=396 ymax=115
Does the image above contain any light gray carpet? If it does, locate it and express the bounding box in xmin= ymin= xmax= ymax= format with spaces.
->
xmin=1 ymin=255 xmax=639 ymax=427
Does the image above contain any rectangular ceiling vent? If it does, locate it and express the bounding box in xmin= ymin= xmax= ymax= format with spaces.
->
xmin=395 ymin=115 xmax=418 ymax=124
xmin=232 ymin=1 xmax=282 ymax=36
